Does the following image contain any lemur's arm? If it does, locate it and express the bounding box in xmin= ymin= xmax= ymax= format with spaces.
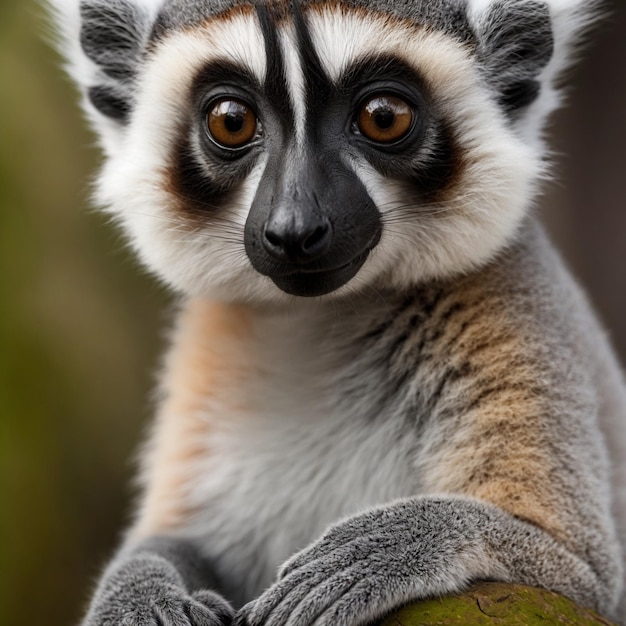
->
xmin=235 ymin=496 xmax=613 ymax=626
xmin=82 ymin=536 xmax=233 ymax=626
xmin=80 ymin=302 xmax=245 ymax=626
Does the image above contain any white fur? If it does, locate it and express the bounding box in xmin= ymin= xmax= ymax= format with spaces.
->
xmin=54 ymin=1 xmax=594 ymax=303
xmin=98 ymin=8 xmax=539 ymax=300
xmin=97 ymin=14 xmax=271 ymax=299
xmin=280 ymin=24 xmax=308 ymax=147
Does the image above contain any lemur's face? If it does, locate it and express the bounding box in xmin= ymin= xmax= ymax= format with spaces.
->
xmin=86 ymin=0 xmax=558 ymax=301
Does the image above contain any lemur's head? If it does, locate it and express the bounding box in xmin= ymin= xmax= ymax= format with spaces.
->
xmin=51 ymin=0 xmax=594 ymax=300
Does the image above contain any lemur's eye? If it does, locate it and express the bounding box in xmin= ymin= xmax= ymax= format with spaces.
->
xmin=207 ymin=98 xmax=258 ymax=149
xmin=357 ymin=95 xmax=413 ymax=144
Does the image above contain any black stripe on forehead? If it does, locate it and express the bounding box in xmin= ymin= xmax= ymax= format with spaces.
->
xmin=255 ymin=5 xmax=295 ymax=131
xmin=292 ymin=0 xmax=334 ymax=107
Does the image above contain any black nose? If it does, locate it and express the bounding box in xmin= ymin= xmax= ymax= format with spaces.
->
xmin=263 ymin=212 xmax=333 ymax=264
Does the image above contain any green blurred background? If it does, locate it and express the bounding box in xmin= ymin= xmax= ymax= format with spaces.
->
xmin=0 ymin=1 xmax=625 ymax=625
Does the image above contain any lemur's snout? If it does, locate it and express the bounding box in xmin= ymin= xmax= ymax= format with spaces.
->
xmin=263 ymin=207 xmax=333 ymax=264
xmin=245 ymin=155 xmax=381 ymax=297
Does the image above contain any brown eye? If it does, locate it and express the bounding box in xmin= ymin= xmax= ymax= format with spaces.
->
xmin=207 ymin=98 xmax=258 ymax=149
xmin=357 ymin=94 xmax=413 ymax=143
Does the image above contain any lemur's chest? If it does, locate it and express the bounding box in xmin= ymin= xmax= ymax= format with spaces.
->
xmin=197 ymin=393 xmax=418 ymax=602
xmin=177 ymin=305 xmax=423 ymax=603
xmin=152 ymin=299 xmax=434 ymax=603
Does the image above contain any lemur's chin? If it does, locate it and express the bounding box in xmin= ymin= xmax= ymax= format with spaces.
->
xmin=270 ymin=252 xmax=370 ymax=297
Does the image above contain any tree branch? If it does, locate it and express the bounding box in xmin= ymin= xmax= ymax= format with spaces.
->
xmin=380 ymin=583 xmax=617 ymax=625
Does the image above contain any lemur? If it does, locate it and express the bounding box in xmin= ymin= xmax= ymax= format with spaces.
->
xmin=49 ymin=0 xmax=626 ymax=624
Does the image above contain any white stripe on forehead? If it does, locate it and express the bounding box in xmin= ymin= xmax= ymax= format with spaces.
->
xmin=279 ymin=23 xmax=307 ymax=147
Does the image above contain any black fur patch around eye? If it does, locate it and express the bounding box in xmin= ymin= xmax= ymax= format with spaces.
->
xmin=339 ymin=56 xmax=459 ymax=201
xmin=409 ymin=122 xmax=457 ymax=201
xmin=165 ymin=122 xmax=259 ymax=224
xmin=80 ymin=0 xmax=147 ymax=81
xmin=477 ymin=0 xmax=554 ymax=115
xmin=88 ymin=85 xmax=131 ymax=121
xmin=171 ymin=138 xmax=233 ymax=218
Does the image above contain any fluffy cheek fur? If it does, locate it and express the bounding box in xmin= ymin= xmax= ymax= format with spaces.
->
xmin=97 ymin=14 xmax=276 ymax=301
xmin=306 ymin=10 xmax=541 ymax=291
xmin=97 ymin=9 xmax=540 ymax=302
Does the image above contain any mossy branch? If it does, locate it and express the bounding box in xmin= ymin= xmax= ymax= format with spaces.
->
xmin=380 ymin=583 xmax=617 ymax=625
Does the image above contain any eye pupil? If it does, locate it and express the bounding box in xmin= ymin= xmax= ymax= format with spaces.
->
xmin=357 ymin=94 xmax=413 ymax=144
xmin=374 ymin=110 xmax=395 ymax=130
xmin=207 ymin=98 xmax=258 ymax=149
xmin=225 ymin=113 xmax=244 ymax=133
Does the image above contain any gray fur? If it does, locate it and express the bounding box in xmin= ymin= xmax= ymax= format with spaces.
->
xmin=79 ymin=0 xmax=157 ymax=121
xmin=86 ymin=220 xmax=626 ymax=625
xmin=83 ymin=537 xmax=234 ymax=625
xmin=80 ymin=0 xmax=148 ymax=80
xmin=157 ymin=0 xmax=476 ymax=43
xmin=184 ymin=219 xmax=624 ymax=624
xmin=249 ymin=220 xmax=621 ymax=624
xmin=236 ymin=496 xmax=614 ymax=626
xmin=476 ymin=0 xmax=555 ymax=113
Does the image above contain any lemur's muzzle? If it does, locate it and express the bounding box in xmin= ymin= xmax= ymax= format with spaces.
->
xmin=245 ymin=154 xmax=381 ymax=297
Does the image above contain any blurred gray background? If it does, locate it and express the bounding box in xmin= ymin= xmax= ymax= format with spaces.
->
xmin=0 ymin=1 xmax=624 ymax=625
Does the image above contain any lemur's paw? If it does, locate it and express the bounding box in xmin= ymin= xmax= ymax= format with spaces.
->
xmin=234 ymin=570 xmax=381 ymax=626
xmin=187 ymin=590 xmax=235 ymax=626
xmin=234 ymin=508 xmax=420 ymax=626
xmin=83 ymin=556 xmax=234 ymax=626
xmin=86 ymin=588 xmax=232 ymax=626
xmin=87 ymin=589 xmax=232 ymax=626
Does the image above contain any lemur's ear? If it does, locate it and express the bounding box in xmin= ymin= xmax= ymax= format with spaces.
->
xmin=469 ymin=0 xmax=598 ymax=143
xmin=475 ymin=1 xmax=554 ymax=115
xmin=49 ymin=0 xmax=163 ymax=154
